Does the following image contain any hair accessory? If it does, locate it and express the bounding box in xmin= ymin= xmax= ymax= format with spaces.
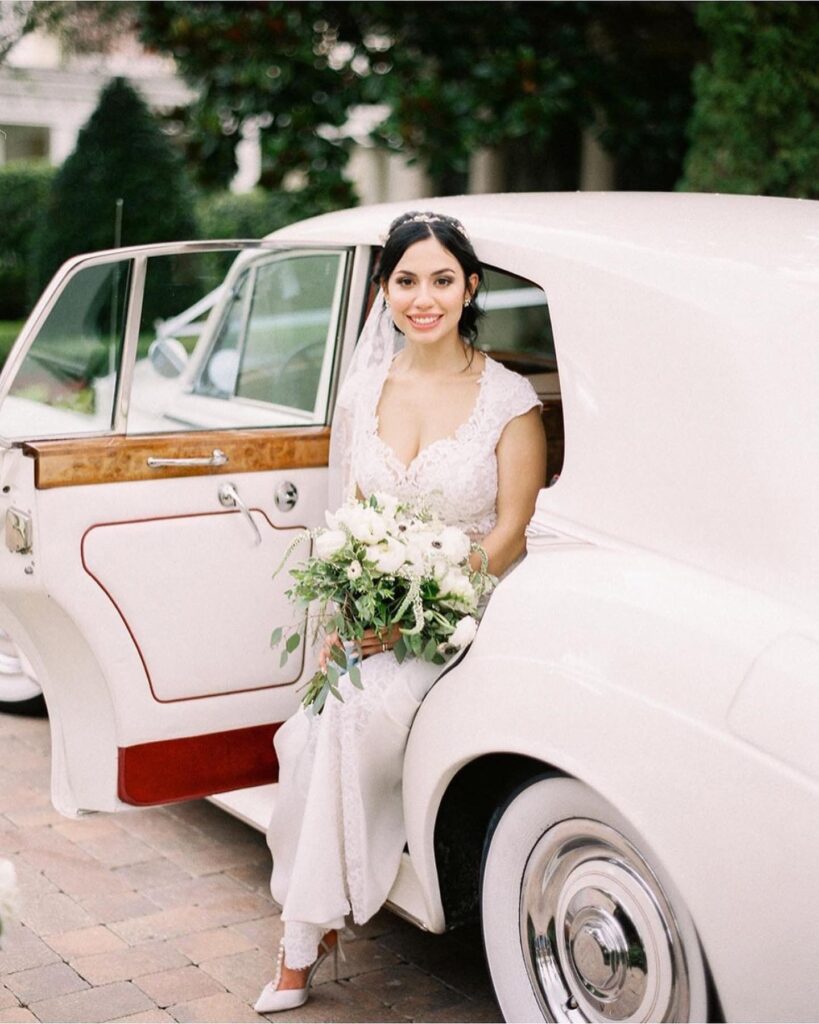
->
xmin=390 ymin=212 xmax=468 ymax=238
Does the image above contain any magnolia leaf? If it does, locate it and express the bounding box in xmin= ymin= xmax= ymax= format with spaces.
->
xmin=393 ymin=637 xmax=407 ymax=663
xmin=423 ymin=637 xmax=438 ymax=661
xmin=270 ymin=627 xmax=284 ymax=648
xmin=349 ymin=664 xmax=363 ymax=689
xmin=285 ymin=632 xmax=301 ymax=654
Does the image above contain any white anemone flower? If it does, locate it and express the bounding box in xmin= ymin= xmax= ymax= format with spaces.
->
xmin=315 ymin=529 xmax=347 ymax=560
xmin=435 ymin=527 xmax=471 ymax=565
xmin=346 ymin=560 xmax=363 ymax=581
xmin=365 ymin=537 xmax=406 ymax=575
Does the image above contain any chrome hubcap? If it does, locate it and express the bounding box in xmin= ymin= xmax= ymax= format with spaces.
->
xmin=521 ymin=819 xmax=690 ymax=1021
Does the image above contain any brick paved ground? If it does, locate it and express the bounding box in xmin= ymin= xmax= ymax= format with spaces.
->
xmin=0 ymin=712 xmax=501 ymax=1023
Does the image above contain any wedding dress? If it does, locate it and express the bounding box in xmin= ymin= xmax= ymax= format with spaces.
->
xmin=266 ymin=352 xmax=540 ymax=969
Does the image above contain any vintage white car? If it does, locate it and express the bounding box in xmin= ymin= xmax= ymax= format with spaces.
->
xmin=0 ymin=193 xmax=817 ymax=1023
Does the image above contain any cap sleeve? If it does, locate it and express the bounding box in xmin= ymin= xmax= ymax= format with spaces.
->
xmin=485 ymin=360 xmax=542 ymax=447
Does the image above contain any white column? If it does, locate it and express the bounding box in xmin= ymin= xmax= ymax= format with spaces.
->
xmin=48 ymin=122 xmax=79 ymax=164
xmin=469 ymin=147 xmax=505 ymax=194
xmin=232 ymin=118 xmax=261 ymax=193
xmin=579 ymin=127 xmax=616 ymax=191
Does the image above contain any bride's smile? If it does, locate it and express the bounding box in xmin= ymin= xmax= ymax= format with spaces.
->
xmin=384 ymin=235 xmax=478 ymax=353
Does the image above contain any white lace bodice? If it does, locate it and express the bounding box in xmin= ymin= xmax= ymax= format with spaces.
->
xmin=351 ymin=355 xmax=541 ymax=536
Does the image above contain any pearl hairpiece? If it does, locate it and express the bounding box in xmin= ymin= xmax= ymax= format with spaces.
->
xmin=380 ymin=213 xmax=468 ymax=243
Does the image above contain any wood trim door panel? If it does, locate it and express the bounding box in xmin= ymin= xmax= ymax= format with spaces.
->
xmin=21 ymin=426 xmax=330 ymax=489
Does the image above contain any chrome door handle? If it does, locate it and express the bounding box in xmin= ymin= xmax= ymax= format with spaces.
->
xmin=147 ymin=448 xmax=228 ymax=468
xmin=218 ymin=482 xmax=262 ymax=545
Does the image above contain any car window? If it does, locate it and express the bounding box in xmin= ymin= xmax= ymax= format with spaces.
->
xmin=477 ymin=266 xmax=556 ymax=370
xmin=0 ymin=260 xmax=130 ymax=439
xmin=127 ymin=248 xmax=346 ymax=434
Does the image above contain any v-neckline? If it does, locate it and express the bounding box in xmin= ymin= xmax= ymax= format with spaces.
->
xmin=372 ymin=356 xmax=491 ymax=475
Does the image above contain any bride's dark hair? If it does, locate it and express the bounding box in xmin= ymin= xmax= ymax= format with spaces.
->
xmin=376 ymin=211 xmax=485 ymax=344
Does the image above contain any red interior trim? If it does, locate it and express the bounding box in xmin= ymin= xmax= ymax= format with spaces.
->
xmin=118 ymin=721 xmax=282 ymax=805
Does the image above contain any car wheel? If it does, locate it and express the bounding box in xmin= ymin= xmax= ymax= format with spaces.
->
xmin=481 ymin=775 xmax=709 ymax=1023
xmin=0 ymin=629 xmax=47 ymax=716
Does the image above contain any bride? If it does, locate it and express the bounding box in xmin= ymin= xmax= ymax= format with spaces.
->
xmin=256 ymin=210 xmax=547 ymax=1013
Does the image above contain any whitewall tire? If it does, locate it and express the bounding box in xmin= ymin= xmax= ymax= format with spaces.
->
xmin=481 ymin=775 xmax=709 ymax=1023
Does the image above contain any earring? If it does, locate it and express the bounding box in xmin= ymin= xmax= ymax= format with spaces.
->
xmin=463 ymin=297 xmax=471 ymax=307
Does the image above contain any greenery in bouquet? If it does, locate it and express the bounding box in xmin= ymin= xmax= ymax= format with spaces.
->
xmin=272 ymin=494 xmax=495 ymax=713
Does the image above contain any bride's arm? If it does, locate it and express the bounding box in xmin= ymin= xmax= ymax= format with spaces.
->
xmin=470 ymin=407 xmax=547 ymax=578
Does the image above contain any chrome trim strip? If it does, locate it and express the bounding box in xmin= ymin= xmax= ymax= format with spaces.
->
xmin=113 ymin=255 xmax=147 ymax=432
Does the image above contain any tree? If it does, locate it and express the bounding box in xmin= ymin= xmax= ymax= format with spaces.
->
xmin=680 ymin=3 xmax=819 ymax=198
xmin=137 ymin=1 xmax=361 ymax=204
xmin=350 ymin=1 xmax=701 ymax=193
xmin=37 ymin=76 xmax=198 ymax=286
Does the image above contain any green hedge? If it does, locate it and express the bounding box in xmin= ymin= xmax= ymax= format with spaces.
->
xmin=195 ymin=187 xmax=350 ymax=240
xmin=0 ymin=163 xmax=55 ymax=320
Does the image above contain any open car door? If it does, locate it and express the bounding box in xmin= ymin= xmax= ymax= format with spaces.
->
xmin=0 ymin=239 xmax=368 ymax=816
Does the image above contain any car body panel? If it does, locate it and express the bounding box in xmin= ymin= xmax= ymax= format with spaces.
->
xmin=1 ymin=193 xmax=818 ymax=1018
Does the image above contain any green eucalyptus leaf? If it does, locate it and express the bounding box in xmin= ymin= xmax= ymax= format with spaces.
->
xmin=270 ymin=626 xmax=284 ymax=648
xmin=349 ymin=664 xmax=363 ymax=688
xmin=286 ymin=632 xmax=301 ymax=654
xmin=279 ymin=649 xmax=288 ymax=668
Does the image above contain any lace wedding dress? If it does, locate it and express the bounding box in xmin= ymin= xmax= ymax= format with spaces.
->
xmin=266 ymin=354 xmax=540 ymax=969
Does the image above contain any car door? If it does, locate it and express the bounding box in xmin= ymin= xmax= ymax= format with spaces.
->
xmin=0 ymin=239 xmax=369 ymax=817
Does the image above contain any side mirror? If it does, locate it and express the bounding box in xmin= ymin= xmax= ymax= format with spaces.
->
xmin=148 ymin=336 xmax=189 ymax=378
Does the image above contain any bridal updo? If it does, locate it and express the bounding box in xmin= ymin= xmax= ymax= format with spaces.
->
xmin=376 ymin=211 xmax=485 ymax=344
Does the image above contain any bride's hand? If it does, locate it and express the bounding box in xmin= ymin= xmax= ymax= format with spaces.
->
xmin=359 ymin=625 xmax=402 ymax=659
xmin=319 ymin=632 xmax=341 ymax=672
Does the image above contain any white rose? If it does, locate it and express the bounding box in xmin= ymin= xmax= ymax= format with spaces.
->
xmin=449 ymin=614 xmax=478 ymax=649
xmin=373 ymin=492 xmax=399 ymax=519
xmin=346 ymin=560 xmax=363 ymax=581
xmin=440 ymin=569 xmax=476 ymax=604
xmin=364 ymin=537 xmax=406 ymax=575
xmin=315 ymin=529 xmax=347 ymax=560
xmin=435 ymin=527 xmax=471 ymax=565
xmin=346 ymin=507 xmax=388 ymax=545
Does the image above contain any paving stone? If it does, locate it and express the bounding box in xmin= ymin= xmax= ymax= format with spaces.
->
xmin=3 ymin=804 xmax=66 ymax=829
xmin=0 ymin=987 xmax=17 ymax=1010
xmin=20 ymin=848 xmax=127 ymax=901
xmin=71 ymin=939 xmax=190 ymax=985
xmin=113 ymin=858 xmax=192 ymax=893
xmin=30 ymin=980 xmax=154 ymax=1023
xmin=4 ymin=960 xmax=89 ymax=1004
xmin=229 ymin=916 xmax=283 ymax=958
xmin=18 ymin=890 xmax=95 ymax=935
xmin=225 ymin=860 xmax=275 ymax=894
xmin=172 ymin=927 xmax=255 ymax=965
xmin=112 ymin=1010 xmax=176 ymax=1023
xmin=76 ymin=833 xmax=157 ymax=869
xmin=109 ymin=906 xmax=222 ymax=945
xmin=53 ymin=815 xmax=123 ymax=843
xmin=143 ymin=872 xmax=248 ymax=911
xmin=0 ymin=922 xmax=60 ymax=974
xmin=348 ymin=963 xmax=465 ymax=1019
xmin=169 ymin=991 xmax=265 ymax=1023
xmin=0 ymin=1009 xmax=38 ymax=1023
xmin=135 ymin=965 xmax=224 ymax=1007
xmin=314 ymin=936 xmax=401 ymax=983
xmin=45 ymin=924 xmax=128 ymax=959
xmin=198 ymin=948 xmax=277 ymax=1005
xmin=79 ymin=890 xmax=160 ymax=925
xmin=422 ymin=997 xmax=503 ymax=1022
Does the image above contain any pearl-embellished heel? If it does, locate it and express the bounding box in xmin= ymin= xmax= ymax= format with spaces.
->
xmin=253 ymin=932 xmax=344 ymax=1013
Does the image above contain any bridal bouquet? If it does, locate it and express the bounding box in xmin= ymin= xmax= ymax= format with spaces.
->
xmin=272 ymin=493 xmax=495 ymax=712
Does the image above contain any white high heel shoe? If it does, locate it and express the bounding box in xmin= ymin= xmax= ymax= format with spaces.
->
xmin=253 ymin=932 xmax=344 ymax=1014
